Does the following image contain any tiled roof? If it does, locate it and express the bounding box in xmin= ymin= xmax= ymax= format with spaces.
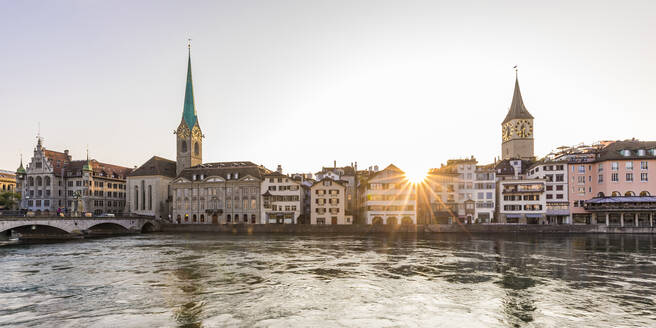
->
xmin=177 ymin=161 xmax=272 ymax=181
xmin=596 ymin=140 xmax=656 ymax=161
xmin=43 ymin=150 xmax=71 ymax=176
xmin=129 ymin=156 xmax=177 ymax=178
xmin=65 ymin=160 xmax=131 ymax=179
xmin=586 ymin=196 xmax=656 ymax=204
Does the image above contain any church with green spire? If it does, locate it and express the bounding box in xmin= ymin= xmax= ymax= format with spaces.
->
xmin=175 ymin=43 xmax=203 ymax=175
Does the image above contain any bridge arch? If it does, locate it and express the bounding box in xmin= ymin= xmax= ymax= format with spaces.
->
xmin=1 ymin=224 xmax=70 ymax=235
xmin=87 ymin=222 xmax=131 ymax=232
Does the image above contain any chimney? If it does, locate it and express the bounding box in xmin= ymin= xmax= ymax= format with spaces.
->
xmin=334 ymin=160 xmax=336 ymax=169
xmin=276 ymin=164 xmax=283 ymax=174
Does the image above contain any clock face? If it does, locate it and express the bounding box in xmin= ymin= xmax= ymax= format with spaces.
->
xmin=502 ymin=125 xmax=511 ymax=141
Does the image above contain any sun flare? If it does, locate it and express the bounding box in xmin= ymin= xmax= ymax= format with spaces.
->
xmin=405 ymin=169 xmax=427 ymax=184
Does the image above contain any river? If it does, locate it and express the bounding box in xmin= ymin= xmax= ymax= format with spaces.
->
xmin=1 ymin=233 xmax=655 ymax=327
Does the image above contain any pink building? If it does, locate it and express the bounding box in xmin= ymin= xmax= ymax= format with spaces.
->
xmin=568 ymin=140 xmax=656 ymax=226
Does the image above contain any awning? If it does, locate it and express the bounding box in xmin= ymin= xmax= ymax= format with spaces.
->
xmin=526 ymin=214 xmax=542 ymax=218
xmin=505 ymin=214 xmax=521 ymax=218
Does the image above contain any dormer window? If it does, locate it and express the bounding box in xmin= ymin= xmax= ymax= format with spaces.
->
xmin=227 ymin=173 xmax=231 ymax=180
xmin=234 ymin=173 xmax=239 ymax=179
xmin=621 ymin=149 xmax=632 ymax=157
xmin=638 ymin=149 xmax=646 ymax=156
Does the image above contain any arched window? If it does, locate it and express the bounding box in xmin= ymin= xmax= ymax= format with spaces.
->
xmin=45 ymin=176 xmax=51 ymax=186
xmin=181 ymin=140 xmax=187 ymax=153
xmin=185 ymin=214 xmax=189 ymax=222
xmin=192 ymin=214 xmax=197 ymax=222
xmin=148 ymin=185 xmax=152 ymax=211
xmin=227 ymin=214 xmax=231 ymax=222
xmin=134 ymin=186 xmax=139 ymax=210
xmin=386 ymin=217 xmax=398 ymax=225
xmin=36 ymin=176 xmax=42 ymax=186
xmin=194 ymin=142 xmax=199 ymax=156
xmin=596 ymin=192 xmax=605 ymax=198
xmin=625 ymin=191 xmax=636 ymax=197
xmin=234 ymin=214 xmax=240 ymax=222
xmin=176 ymin=215 xmax=181 ymax=223
xmin=611 ymin=191 xmax=621 ymax=197
xmin=251 ymin=214 xmax=256 ymax=224
xmin=200 ymin=214 xmax=205 ymax=223
xmin=640 ymin=191 xmax=650 ymax=197
xmin=141 ymin=181 xmax=146 ymax=210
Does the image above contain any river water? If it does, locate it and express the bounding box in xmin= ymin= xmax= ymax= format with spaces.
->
xmin=1 ymin=233 xmax=655 ymax=327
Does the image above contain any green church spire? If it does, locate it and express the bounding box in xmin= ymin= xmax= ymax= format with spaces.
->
xmin=182 ymin=41 xmax=198 ymax=129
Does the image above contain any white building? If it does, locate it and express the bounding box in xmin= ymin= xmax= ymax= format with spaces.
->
xmin=126 ymin=156 xmax=177 ymax=219
xmin=310 ymin=178 xmax=351 ymax=224
xmin=261 ymin=172 xmax=303 ymax=224
xmin=499 ymin=178 xmax=547 ymax=224
xmin=474 ymin=165 xmax=496 ymax=223
xmin=527 ymin=161 xmax=570 ymax=224
xmin=363 ymin=164 xmax=416 ymax=225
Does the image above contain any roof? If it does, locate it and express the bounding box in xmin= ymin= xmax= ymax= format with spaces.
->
xmin=43 ymin=150 xmax=71 ymax=176
xmin=310 ymin=178 xmax=347 ymax=188
xmin=596 ymin=140 xmax=656 ymax=161
xmin=494 ymin=159 xmax=534 ymax=176
xmin=587 ymin=196 xmax=656 ymax=204
xmin=129 ymin=156 xmax=177 ymax=178
xmin=367 ymin=164 xmax=406 ymax=182
xmin=181 ymin=48 xmax=198 ymax=129
xmin=502 ymin=76 xmax=534 ymax=124
xmin=65 ymin=160 xmax=131 ymax=179
xmin=318 ymin=166 xmax=356 ymax=176
xmin=177 ymin=161 xmax=272 ymax=181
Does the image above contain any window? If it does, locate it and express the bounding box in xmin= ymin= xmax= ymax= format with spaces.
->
xmin=641 ymin=173 xmax=648 ymax=182
xmin=598 ymin=164 xmax=603 ymax=172
xmin=486 ymin=192 xmax=493 ymax=199
xmin=148 ymin=185 xmax=152 ymax=210
xmin=578 ymin=165 xmax=585 ymax=173
xmin=556 ymin=194 xmax=563 ymax=199
xmin=626 ymin=173 xmax=633 ymax=182
xmin=641 ymin=161 xmax=648 ymax=170
xmin=598 ymin=174 xmax=603 ymax=183
xmin=577 ymin=176 xmax=585 ymax=184
xmin=611 ymin=162 xmax=619 ymax=171
xmin=194 ymin=142 xmax=199 ymax=155
xmin=626 ymin=162 xmax=633 ymax=170
xmin=611 ymin=173 xmax=618 ymax=182
xmin=180 ymin=140 xmax=187 ymax=153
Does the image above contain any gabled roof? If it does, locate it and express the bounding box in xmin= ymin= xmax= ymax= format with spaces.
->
xmin=310 ymin=177 xmax=347 ymax=188
xmin=65 ymin=160 xmax=131 ymax=179
xmin=596 ymin=140 xmax=656 ymax=161
xmin=502 ymin=76 xmax=534 ymax=124
xmin=43 ymin=150 xmax=71 ymax=176
xmin=129 ymin=156 xmax=177 ymax=178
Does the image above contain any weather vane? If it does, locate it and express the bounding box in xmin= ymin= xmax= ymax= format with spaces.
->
xmin=513 ymin=65 xmax=518 ymax=78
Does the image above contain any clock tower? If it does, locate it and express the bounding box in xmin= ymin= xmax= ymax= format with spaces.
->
xmin=501 ymin=74 xmax=534 ymax=160
xmin=175 ymin=43 xmax=203 ymax=175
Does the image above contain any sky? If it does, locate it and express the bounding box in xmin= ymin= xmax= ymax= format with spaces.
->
xmin=1 ymin=0 xmax=655 ymax=177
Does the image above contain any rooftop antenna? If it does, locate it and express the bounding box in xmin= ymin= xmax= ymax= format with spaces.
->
xmin=513 ymin=65 xmax=518 ymax=79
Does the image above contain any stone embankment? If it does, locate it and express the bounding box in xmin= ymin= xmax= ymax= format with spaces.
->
xmin=161 ymin=223 xmax=656 ymax=234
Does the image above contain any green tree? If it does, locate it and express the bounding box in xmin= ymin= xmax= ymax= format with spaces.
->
xmin=0 ymin=192 xmax=21 ymax=210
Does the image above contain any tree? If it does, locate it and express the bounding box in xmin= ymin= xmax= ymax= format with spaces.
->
xmin=0 ymin=192 xmax=21 ymax=210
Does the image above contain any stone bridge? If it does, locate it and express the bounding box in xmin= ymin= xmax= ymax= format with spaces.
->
xmin=0 ymin=217 xmax=160 ymax=235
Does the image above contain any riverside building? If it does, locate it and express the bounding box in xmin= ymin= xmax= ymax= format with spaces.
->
xmin=16 ymin=138 xmax=129 ymax=216
xmin=261 ymin=170 xmax=304 ymax=224
xmin=310 ymin=178 xmax=350 ymax=224
xmin=363 ymin=164 xmax=417 ymax=225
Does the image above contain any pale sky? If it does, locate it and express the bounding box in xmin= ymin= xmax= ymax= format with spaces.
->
xmin=1 ymin=0 xmax=655 ymax=177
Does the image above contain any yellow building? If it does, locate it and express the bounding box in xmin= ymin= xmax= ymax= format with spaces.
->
xmin=0 ymin=170 xmax=17 ymax=193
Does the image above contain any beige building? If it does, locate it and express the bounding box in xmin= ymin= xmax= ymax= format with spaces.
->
xmin=261 ymin=171 xmax=303 ymax=224
xmin=126 ymin=156 xmax=177 ymax=219
xmin=311 ymin=178 xmax=350 ymax=224
xmin=171 ymin=162 xmax=270 ymax=224
xmin=0 ymin=170 xmax=16 ymax=193
xmin=363 ymin=164 xmax=417 ymax=225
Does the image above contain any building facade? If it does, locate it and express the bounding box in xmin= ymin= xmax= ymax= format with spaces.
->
xmin=261 ymin=171 xmax=303 ymax=224
xmin=0 ymin=170 xmax=16 ymax=193
xmin=474 ymin=165 xmax=496 ymax=223
xmin=16 ymin=138 xmax=129 ymax=216
xmin=171 ymin=162 xmax=270 ymax=224
xmin=363 ymin=164 xmax=416 ymax=225
xmin=310 ymin=178 xmax=350 ymax=224
xmin=527 ymin=161 xmax=570 ymax=224
xmin=126 ymin=156 xmax=177 ymax=219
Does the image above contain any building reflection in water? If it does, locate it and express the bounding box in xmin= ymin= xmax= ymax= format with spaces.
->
xmin=172 ymin=263 xmax=206 ymax=328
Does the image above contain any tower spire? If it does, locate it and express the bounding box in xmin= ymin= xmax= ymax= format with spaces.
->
xmin=181 ymin=39 xmax=198 ymax=129
xmin=502 ymin=67 xmax=533 ymax=124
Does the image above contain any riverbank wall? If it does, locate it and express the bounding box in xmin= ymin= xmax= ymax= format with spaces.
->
xmin=160 ymin=223 xmax=656 ymax=234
